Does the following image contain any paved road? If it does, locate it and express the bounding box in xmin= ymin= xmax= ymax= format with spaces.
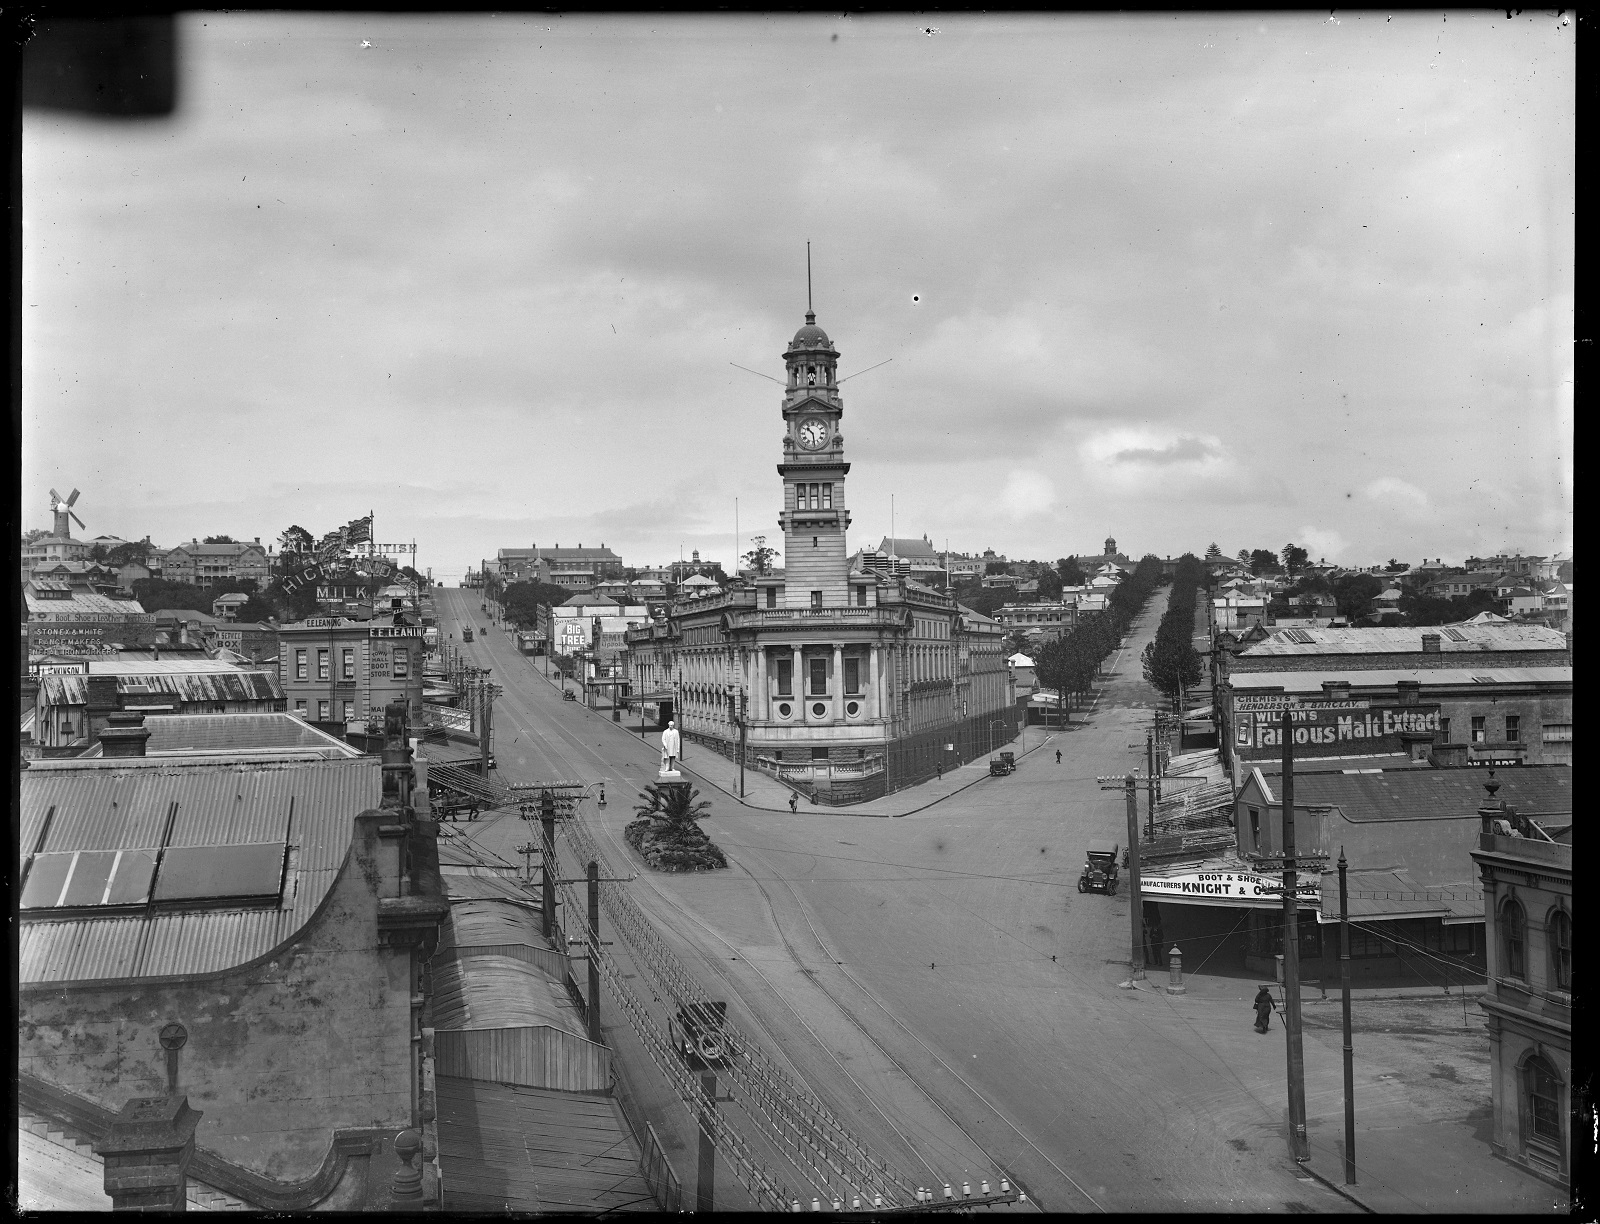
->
xmin=430 ymin=588 xmax=1354 ymax=1213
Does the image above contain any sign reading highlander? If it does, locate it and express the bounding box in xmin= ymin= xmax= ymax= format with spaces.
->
xmin=1142 ymin=869 xmax=1322 ymax=908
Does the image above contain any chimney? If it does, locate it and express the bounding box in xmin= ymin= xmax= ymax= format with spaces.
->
xmin=1321 ymin=680 xmax=1351 ymax=702
xmin=95 ymin=1095 xmax=202 ymax=1212
xmin=179 ymin=622 xmax=190 ymax=646
xmin=1420 ymin=633 xmax=1441 ymax=654
xmin=1396 ymin=680 xmax=1421 ymax=706
xmin=85 ymin=674 xmax=120 ymax=744
xmin=100 ymin=710 xmax=151 ymax=757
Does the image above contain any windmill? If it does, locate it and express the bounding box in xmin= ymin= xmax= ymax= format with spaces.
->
xmin=50 ymin=488 xmax=85 ymax=539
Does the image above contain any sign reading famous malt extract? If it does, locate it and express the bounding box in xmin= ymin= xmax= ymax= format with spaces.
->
xmin=1234 ymin=702 xmax=1441 ymax=758
xmin=1142 ymin=869 xmax=1322 ymax=909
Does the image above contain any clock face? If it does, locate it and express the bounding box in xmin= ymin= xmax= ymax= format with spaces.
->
xmin=798 ymin=418 xmax=829 ymax=450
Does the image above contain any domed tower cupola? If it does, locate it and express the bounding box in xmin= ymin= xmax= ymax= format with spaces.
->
xmin=785 ymin=311 xmax=839 ymax=391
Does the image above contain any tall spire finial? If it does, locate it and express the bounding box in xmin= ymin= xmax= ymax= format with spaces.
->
xmin=806 ymin=242 xmax=813 ymax=321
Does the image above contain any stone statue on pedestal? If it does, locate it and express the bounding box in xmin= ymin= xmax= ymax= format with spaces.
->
xmin=660 ymin=720 xmax=682 ymax=777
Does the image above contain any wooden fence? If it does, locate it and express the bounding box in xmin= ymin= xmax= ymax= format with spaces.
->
xmin=433 ymin=1026 xmax=611 ymax=1093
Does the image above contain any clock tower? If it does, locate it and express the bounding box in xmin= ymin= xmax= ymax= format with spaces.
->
xmin=777 ymin=311 xmax=850 ymax=607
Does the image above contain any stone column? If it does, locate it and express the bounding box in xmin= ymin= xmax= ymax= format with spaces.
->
xmin=867 ymin=644 xmax=879 ymax=722
xmin=755 ymin=647 xmax=768 ymax=720
xmin=791 ymin=645 xmax=803 ymax=709
xmin=832 ymin=643 xmax=845 ymax=721
xmin=95 ymin=1096 xmax=202 ymax=1212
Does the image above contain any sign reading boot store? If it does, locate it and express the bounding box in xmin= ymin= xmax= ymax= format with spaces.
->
xmin=1232 ymin=697 xmax=1441 ymax=760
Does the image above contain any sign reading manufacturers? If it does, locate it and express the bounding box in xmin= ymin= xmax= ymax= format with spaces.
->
xmin=1142 ymin=869 xmax=1322 ymax=909
xmin=1234 ymin=702 xmax=1441 ymax=757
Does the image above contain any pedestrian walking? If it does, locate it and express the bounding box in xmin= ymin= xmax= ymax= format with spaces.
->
xmin=789 ymin=793 xmax=798 ymax=814
xmin=1253 ymin=985 xmax=1276 ymax=1034
xmin=1055 ymin=749 xmax=1062 ymax=764
xmin=936 ymin=764 xmax=942 ymax=781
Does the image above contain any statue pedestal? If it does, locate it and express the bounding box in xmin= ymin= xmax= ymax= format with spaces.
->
xmin=657 ymin=769 xmax=684 ymax=782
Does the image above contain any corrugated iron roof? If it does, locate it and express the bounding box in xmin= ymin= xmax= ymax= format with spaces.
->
xmin=1320 ymin=867 xmax=1479 ymax=922
xmin=444 ymin=897 xmax=544 ymax=949
xmin=74 ymin=713 xmax=359 ymax=758
xmin=26 ymin=591 xmax=149 ymax=617
xmin=18 ymin=756 xmax=379 ymax=984
xmin=431 ymin=953 xmax=584 ymax=1034
xmin=1286 ymin=767 xmax=1571 ymax=822
xmin=1237 ymin=624 xmax=1567 ymax=657
xmin=1228 ymin=666 xmax=1572 ymax=689
xmin=39 ymin=670 xmax=284 ymax=706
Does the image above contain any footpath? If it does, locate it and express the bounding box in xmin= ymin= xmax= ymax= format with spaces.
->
xmin=1120 ymin=965 xmax=1566 ymax=1213
xmin=546 ymin=665 xmax=1060 ymax=819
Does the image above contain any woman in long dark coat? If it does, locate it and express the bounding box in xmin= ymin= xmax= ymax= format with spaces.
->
xmin=1253 ymin=986 xmax=1275 ymax=1033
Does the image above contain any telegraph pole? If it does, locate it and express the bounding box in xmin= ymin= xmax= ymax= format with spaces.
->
xmin=1280 ymin=710 xmax=1309 ymax=1162
xmin=1125 ymin=774 xmax=1145 ymax=979
xmin=1339 ymin=846 xmax=1356 ymax=1183
xmin=1145 ymin=731 xmax=1157 ymax=836
xmin=586 ymin=860 xmax=603 ymax=1043
xmin=540 ymin=791 xmax=557 ymax=939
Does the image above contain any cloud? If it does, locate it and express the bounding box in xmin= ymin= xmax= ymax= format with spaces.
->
xmin=1000 ymin=470 xmax=1056 ymax=520
xmin=1077 ymin=427 xmax=1235 ymax=496
xmin=1296 ymin=526 xmax=1347 ymax=563
xmin=1362 ymin=476 xmax=1430 ymax=517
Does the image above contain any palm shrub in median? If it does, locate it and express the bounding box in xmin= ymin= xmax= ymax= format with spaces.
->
xmin=625 ymin=782 xmax=728 ymax=872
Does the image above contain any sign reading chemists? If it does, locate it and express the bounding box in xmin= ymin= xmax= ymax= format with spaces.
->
xmin=1142 ymin=869 xmax=1322 ymax=909
xmin=1233 ymin=695 xmax=1440 ymax=758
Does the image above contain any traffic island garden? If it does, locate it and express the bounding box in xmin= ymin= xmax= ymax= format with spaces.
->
xmin=626 ymin=782 xmax=729 ymax=872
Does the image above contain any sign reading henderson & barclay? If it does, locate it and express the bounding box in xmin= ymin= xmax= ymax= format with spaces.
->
xmin=1234 ymin=702 xmax=1441 ymax=758
xmin=1141 ymin=869 xmax=1322 ymax=909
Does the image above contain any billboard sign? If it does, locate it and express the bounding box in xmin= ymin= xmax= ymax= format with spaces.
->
xmin=1141 ymin=869 xmax=1322 ymax=909
xmin=1234 ymin=702 xmax=1441 ymax=758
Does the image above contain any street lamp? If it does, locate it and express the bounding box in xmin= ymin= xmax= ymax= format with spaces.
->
xmin=989 ymin=719 xmax=1005 ymax=759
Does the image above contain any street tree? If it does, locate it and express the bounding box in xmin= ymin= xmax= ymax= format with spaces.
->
xmin=741 ymin=535 xmax=779 ymax=575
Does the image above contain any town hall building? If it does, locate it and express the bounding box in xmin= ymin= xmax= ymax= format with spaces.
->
xmin=624 ymin=309 xmax=1016 ymax=803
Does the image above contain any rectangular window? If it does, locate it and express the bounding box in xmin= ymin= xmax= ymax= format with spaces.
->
xmin=766 ymin=587 xmax=777 ymax=609
xmin=296 ymin=649 xmax=308 ymax=681
xmin=296 ymin=699 xmax=308 ymax=713
xmin=1439 ymin=717 xmax=1451 ymax=743
xmin=856 ymin=585 xmax=866 ymax=607
xmin=317 ymin=649 xmax=330 ymax=680
xmin=810 ymin=658 xmax=827 ymax=695
xmin=822 ymin=483 xmax=832 ymax=509
xmin=1504 ymin=715 xmax=1520 ymax=743
xmin=811 ymin=590 xmax=822 ymax=609
xmin=845 ymin=658 xmax=860 ymax=694
xmin=1542 ymin=723 xmax=1572 ymax=743
xmin=342 ymin=700 xmax=354 ymax=722
xmin=393 ymin=648 xmax=410 ymax=679
xmin=1471 ymin=715 xmax=1486 ymax=743
xmin=776 ymin=659 xmax=793 ymax=696
xmin=342 ymin=648 xmax=355 ymax=680
xmin=317 ymin=700 xmax=331 ymax=721
xmin=811 ymin=747 xmax=830 ymax=761
xmin=1248 ymin=807 xmax=1260 ymax=850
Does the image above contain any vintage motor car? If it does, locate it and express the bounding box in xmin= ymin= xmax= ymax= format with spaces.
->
xmin=1077 ymin=838 xmax=1121 ymax=895
xmin=988 ymin=750 xmax=1016 ymax=777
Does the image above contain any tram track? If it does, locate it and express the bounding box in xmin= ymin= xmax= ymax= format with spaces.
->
xmin=437 ymin=591 xmax=1103 ymax=1208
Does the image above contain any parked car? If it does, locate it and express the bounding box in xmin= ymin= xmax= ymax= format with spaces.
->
xmin=989 ymin=750 xmax=1016 ymax=776
xmin=1078 ymin=839 xmax=1120 ymax=895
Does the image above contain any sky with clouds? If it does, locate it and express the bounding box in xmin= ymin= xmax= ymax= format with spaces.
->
xmin=23 ymin=12 xmax=1572 ymax=581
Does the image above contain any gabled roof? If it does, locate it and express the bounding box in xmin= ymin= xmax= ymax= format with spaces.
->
xmin=18 ymin=755 xmax=381 ymax=984
xmin=1237 ymin=624 xmax=1566 ymax=656
xmin=878 ymin=536 xmax=940 ymax=559
xmin=76 ymin=713 xmax=359 ymax=759
xmin=167 ymin=541 xmax=266 ymax=557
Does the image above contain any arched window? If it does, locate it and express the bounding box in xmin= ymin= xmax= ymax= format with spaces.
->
xmin=1548 ymin=908 xmax=1571 ymax=991
xmin=1524 ymin=1055 xmax=1562 ymax=1147
xmin=1501 ymin=897 xmax=1527 ymax=980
